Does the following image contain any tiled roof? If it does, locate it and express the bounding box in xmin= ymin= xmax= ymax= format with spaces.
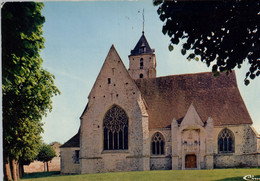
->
xmin=60 ymin=128 xmax=80 ymax=148
xmin=130 ymin=32 xmax=154 ymax=56
xmin=135 ymin=72 xmax=252 ymax=129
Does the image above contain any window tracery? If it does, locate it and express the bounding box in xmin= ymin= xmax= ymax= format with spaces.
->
xmin=151 ymin=132 xmax=165 ymax=155
xmin=103 ymin=105 xmax=128 ymax=150
xmin=218 ymin=128 xmax=234 ymax=153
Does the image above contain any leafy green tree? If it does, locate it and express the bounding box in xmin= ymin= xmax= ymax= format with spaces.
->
xmin=2 ymin=2 xmax=60 ymax=181
xmin=37 ymin=144 xmax=57 ymax=172
xmin=154 ymin=0 xmax=259 ymax=85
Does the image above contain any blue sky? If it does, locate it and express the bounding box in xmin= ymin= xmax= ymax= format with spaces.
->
xmin=40 ymin=1 xmax=260 ymax=144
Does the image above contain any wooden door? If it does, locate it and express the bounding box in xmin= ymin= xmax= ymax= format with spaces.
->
xmin=185 ymin=154 xmax=197 ymax=168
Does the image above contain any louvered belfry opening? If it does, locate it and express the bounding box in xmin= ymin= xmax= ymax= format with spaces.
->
xmin=103 ymin=105 xmax=128 ymax=150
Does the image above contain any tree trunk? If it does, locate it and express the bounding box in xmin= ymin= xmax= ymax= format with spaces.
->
xmin=16 ymin=162 xmax=20 ymax=179
xmin=20 ymin=164 xmax=24 ymax=178
xmin=3 ymin=156 xmax=13 ymax=181
xmin=11 ymin=159 xmax=17 ymax=181
xmin=43 ymin=162 xmax=46 ymax=172
xmin=47 ymin=161 xmax=49 ymax=172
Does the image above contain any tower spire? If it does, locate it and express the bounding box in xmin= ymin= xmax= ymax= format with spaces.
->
xmin=128 ymin=22 xmax=157 ymax=80
xmin=142 ymin=9 xmax=145 ymax=34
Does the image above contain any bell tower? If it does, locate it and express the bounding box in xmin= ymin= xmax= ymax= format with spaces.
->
xmin=128 ymin=32 xmax=157 ymax=80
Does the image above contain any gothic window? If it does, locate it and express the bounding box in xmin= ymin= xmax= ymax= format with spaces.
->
xmin=139 ymin=74 xmax=143 ymax=78
xmin=151 ymin=132 xmax=165 ymax=155
xmin=103 ymin=105 xmax=128 ymax=150
xmin=140 ymin=58 xmax=143 ymax=69
xmin=73 ymin=150 xmax=80 ymax=164
xmin=218 ymin=128 xmax=234 ymax=153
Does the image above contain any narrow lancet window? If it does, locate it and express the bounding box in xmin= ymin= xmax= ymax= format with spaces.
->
xmin=140 ymin=58 xmax=143 ymax=69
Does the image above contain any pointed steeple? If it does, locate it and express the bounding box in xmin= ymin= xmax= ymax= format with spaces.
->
xmin=130 ymin=32 xmax=154 ymax=56
xmin=128 ymin=32 xmax=156 ymax=80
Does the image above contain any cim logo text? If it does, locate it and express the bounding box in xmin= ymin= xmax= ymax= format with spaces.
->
xmin=243 ymin=175 xmax=260 ymax=181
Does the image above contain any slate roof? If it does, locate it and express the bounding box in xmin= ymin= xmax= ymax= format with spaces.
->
xmin=130 ymin=32 xmax=154 ymax=56
xmin=135 ymin=71 xmax=252 ymax=129
xmin=60 ymin=128 xmax=80 ymax=148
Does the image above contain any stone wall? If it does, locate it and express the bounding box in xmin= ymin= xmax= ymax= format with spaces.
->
xmin=149 ymin=129 xmax=172 ymax=170
xmin=128 ymin=54 xmax=156 ymax=79
xmin=60 ymin=147 xmax=80 ymax=174
xmin=24 ymin=142 xmax=61 ymax=173
xmin=213 ymin=125 xmax=259 ymax=168
xmin=150 ymin=129 xmax=172 ymax=155
xmin=80 ymin=46 xmax=150 ymax=174
xmin=150 ymin=156 xmax=172 ymax=170
xmin=214 ymin=154 xmax=259 ymax=168
xmin=24 ymin=157 xmax=60 ymax=173
xmin=81 ymin=156 xmax=148 ymax=173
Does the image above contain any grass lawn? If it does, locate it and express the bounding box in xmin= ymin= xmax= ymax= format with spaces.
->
xmin=21 ymin=168 xmax=260 ymax=181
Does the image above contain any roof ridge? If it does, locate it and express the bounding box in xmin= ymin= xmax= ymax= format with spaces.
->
xmin=156 ymin=71 xmax=213 ymax=79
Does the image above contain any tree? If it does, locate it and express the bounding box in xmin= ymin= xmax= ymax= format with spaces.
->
xmin=36 ymin=144 xmax=56 ymax=172
xmin=2 ymin=2 xmax=60 ymax=181
xmin=154 ymin=1 xmax=259 ymax=85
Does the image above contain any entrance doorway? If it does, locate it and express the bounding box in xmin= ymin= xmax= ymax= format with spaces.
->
xmin=185 ymin=154 xmax=197 ymax=168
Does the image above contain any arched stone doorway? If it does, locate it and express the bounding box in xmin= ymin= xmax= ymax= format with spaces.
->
xmin=185 ymin=154 xmax=197 ymax=168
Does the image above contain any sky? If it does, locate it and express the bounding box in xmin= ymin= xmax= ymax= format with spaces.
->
xmin=40 ymin=1 xmax=260 ymax=144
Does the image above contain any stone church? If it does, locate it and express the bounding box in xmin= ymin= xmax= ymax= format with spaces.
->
xmin=60 ymin=32 xmax=260 ymax=174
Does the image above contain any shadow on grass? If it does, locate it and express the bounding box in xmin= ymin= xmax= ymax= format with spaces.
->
xmin=215 ymin=176 xmax=244 ymax=181
xmin=216 ymin=175 xmax=260 ymax=181
xmin=22 ymin=171 xmax=60 ymax=179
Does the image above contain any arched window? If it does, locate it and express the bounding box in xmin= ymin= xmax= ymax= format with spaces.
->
xmin=103 ymin=105 xmax=128 ymax=150
xmin=218 ymin=128 xmax=234 ymax=153
xmin=139 ymin=74 xmax=143 ymax=78
xmin=151 ymin=132 xmax=165 ymax=155
xmin=140 ymin=58 xmax=143 ymax=69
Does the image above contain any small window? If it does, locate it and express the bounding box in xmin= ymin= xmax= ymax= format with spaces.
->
xmin=73 ymin=150 xmax=80 ymax=164
xmin=140 ymin=58 xmax=143 ymax=69
xmin=139 ymin=74 xmax=143 ymax=78
xmin=151 ymin=132 xmax=165 ymax=155
xmin=112 ymin=68 xmax=115 ymax=75
xmin=108 ymin=78 xmax=111 ymax=84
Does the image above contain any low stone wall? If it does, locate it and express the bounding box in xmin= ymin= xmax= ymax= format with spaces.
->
xmin=150 ymin=156 xmax=172 ymax=170
xmin=80 ymin=156 xmax=149 ymax=174
xmin=214 ymin=153 xmax=259 ymax=168
xmin=24 ymin=157 xmax=60 ymax=173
